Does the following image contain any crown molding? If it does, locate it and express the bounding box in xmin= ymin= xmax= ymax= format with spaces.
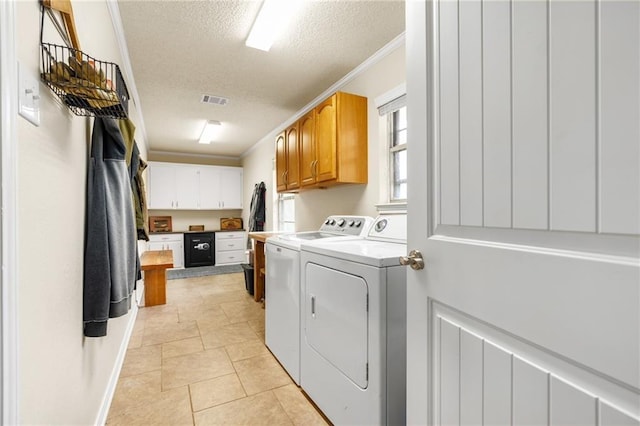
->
xmin=106 ymin=0 xmax=148 ymax=147
xmin=241 ymin=32 xmax=406 ymax=159
xmin=149 ymin=150 xmax=241 ymax=162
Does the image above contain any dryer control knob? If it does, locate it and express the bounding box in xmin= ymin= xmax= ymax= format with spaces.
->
xmin=354 ymin=221 xmax=362 ymax=227
xmin=337 ymin=219 xmax=346 ymax=227
xmin=348 ymin=220 xmax=355 ymax=227
xmin=329 ymin=219 xmax=336 ymax=225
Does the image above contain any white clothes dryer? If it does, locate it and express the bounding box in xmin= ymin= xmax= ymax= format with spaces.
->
xmin=299 ymin=212 xmax=407 ymax=425
xmin=265 ymin=215 xmax=374 ymax=385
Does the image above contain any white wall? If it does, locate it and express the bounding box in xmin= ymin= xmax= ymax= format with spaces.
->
xmin=241 ymin=138 xmax=276 ymax=231
xmin=242 ymin=43 xmax=406 ymax=231
xmin=16 ymin=1 xmax=147 ymax=424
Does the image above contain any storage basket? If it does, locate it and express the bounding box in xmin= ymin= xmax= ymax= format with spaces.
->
xmin=40 ymin=42 xmax=130 ymax=119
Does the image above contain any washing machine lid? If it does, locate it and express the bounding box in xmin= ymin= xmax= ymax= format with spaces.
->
xmin=267 ymin=232 xmax=364 ymax=250
xmin=301 ymin=239 xmax=407 ymax=267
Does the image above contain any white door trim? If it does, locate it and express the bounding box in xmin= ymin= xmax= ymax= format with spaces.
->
xmin=0 ymin=0 xmax=19 ymax=424
xmin=405 ymin=0 xmax=435 ymax=424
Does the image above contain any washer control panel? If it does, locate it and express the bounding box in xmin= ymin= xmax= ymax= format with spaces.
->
xmin=319 ymin=216 xmax=374 ymax=235
xmin=368 ymin=213 xmax=407 ymax=242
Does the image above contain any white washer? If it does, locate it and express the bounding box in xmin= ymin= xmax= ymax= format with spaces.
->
xmin=299 ymin=212 xmax=407 ymax=425
xmin=265 ymin=215 xmax=374 ymax=385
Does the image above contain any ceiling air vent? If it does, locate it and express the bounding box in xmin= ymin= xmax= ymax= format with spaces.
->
xmin=201 ymin=94 xmax=229 ymax=106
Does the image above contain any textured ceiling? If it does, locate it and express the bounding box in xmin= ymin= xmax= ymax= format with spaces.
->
xmin=117 ymin=0 xmax=405 ymax=157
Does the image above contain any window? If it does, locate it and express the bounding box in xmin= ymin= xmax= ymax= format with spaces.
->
xmin=277 ymin=193 xmax=296 ymax=232
xmin=388 ymin=105 xmax=407 ymax=201
xmin=376 ymin=85 xmax=407 ymax=208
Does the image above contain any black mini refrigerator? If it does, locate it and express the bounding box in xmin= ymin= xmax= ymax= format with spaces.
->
xmin=184 ymin=232 xmax=215 ymax=267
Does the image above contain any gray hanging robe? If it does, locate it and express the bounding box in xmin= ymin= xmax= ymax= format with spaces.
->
xmin=83 ymin=117 xmax=137 ymax=337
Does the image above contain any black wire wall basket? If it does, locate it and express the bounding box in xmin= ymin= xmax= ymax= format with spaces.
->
xmin=40 ymin=42 xmax=130 ymax=119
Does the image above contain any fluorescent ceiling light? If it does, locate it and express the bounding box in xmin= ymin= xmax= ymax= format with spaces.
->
xmin=198 ymin=120 xmax=222 ymax=144
xmin=245 ymin=0 xmax=301 ymax=51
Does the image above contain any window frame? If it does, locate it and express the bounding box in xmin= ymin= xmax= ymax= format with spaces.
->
xmin=277 ymin=192 xmax=296 ymax=232
xmin=387 ymin=104 xmax=407 ymax=203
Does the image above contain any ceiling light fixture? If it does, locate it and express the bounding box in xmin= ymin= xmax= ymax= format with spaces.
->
xmin=198 ymin=120 xmax=222 ymax=144
xmin=245 ymin=0 xmax=301 ymax=51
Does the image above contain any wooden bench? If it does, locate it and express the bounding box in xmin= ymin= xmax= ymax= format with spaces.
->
xmin=140 ymin=250 xmax=174 ymax=307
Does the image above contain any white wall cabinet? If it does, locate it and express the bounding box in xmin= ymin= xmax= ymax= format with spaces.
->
xmin=148 ymin=233 xmax=184 ymax=269
xmin=147 ymin=162 xmax=243 ymax=210
xmin=215 ymin=231 xmax=246 ymax=265
xmin=199 ymin=166 xmax=244 ymax=210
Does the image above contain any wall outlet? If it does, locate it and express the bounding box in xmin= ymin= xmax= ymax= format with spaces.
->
xmin=18 ymin=61 xmax=40 ymax=126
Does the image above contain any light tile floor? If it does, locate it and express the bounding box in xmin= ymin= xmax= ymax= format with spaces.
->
xmin=106 ymin=273 xmax=329 ymax=426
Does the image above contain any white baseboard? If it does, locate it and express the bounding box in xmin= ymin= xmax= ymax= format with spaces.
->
xmin=94 ymin=302 xmax=139 ymax=426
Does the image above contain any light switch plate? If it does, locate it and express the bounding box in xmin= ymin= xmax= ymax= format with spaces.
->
xmin=18 ymin=61 xmax=40 ymax=126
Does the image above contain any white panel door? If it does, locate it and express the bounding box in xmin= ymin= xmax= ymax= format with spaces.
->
xmin=406 ymin=1 xmax=640 ymax=425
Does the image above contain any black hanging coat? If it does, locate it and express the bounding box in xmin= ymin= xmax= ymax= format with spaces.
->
xmin=83 ymin=117 xmax=137 ymax=337
xmin=249 ymin=181 xmax=266 ymax=232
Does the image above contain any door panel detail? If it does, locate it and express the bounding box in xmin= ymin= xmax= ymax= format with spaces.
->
xmin=435 ymin=0 xmax=640 ymax=236
xmin=432 ymin=304 xmax=639 ymax=425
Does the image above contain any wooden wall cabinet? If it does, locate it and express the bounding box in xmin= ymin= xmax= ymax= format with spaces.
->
xmin=277 ymin=91 xmax=367 ymax=193
xmin=298 ymin=110 xmax=316 ymax=187
xmin=276 ymin=124 xmax=300 ymax=192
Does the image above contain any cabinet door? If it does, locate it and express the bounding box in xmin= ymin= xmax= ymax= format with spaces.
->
xmin=276 ymin=131 xmax=287 ymax=192
xmin=167 ymin=240 xmax=184 ymax=268
xmin=285 ymin=124 xmax=300 ymax=190
xmin=299 ymin=111 xmax=316 ymax=186
xmin=219 ymin=167 xmax=243 ymax=209
xmin=315 ymin=95 xmax=338 ymax=182
xmin=174 ymin=165 xmax=199 ymax=209
xmin=198 ymin=166 xmax=221 ymax=209
xmin=147 ymin=163 xmax=177 ymax=209
xmin=148 ymin=241 xmax=165 ymax=251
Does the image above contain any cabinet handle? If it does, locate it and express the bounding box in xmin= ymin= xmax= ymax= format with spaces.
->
xmin=310 ymin=160 xmax=316 ymax=178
